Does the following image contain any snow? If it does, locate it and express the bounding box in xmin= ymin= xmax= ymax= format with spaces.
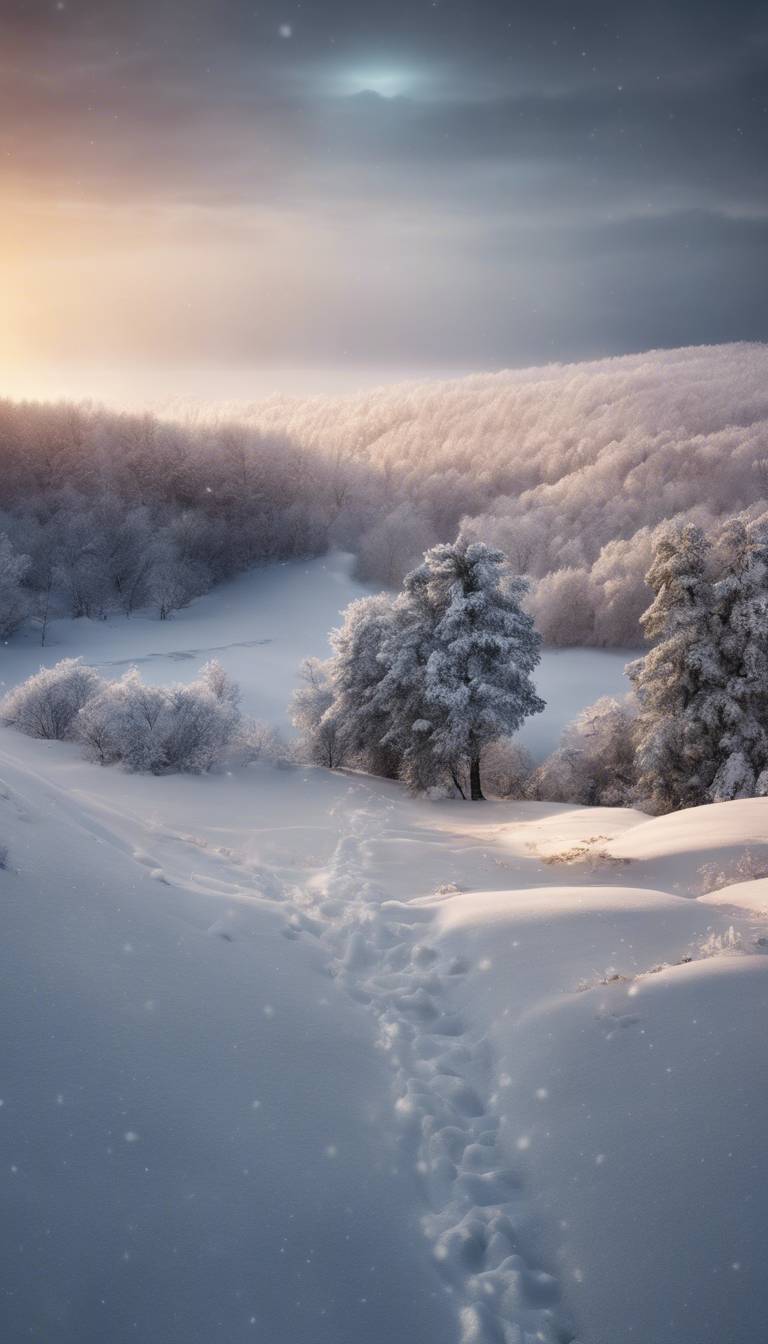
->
xmin=698 ymin=876 xmax=768 ymax=915
xmin=498 ymin=954 xmax=768 ymax=1344
xmin=603 ymin=797 xmax=768 ymax=896
xmin=2 ymin=556 xmax=768 ymax=1343
xmin=0 ymin=750 xmax=455 ymax=1344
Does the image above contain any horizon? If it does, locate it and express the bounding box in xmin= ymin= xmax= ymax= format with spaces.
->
xmin=3 ymin=338 xmax=766 ymax=414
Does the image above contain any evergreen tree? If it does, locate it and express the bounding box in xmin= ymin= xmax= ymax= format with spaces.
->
xmin=418 ymin=538 xmax=544 ymax=798
xmin=709 ymin=516 xmax=768 ymax=799
xmin=629 ymin=523 xmax=723 ymax=811
xmin=314 ymin=535 xmax=545 ymax=799
xmin=326 ymin=592 xmax=403 ymax=778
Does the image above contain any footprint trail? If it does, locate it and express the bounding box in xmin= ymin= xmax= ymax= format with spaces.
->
xmin=304 ymin=803 xmax=578 ymax=1344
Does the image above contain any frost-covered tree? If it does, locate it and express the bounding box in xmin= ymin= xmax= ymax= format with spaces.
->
xmin=479 ymin=738 xmax=536 ymax=799
xmin=530 ymin=566 xmax=595 ymax=647
xmin=0 ymin=658 xmax=104 ymax=740
xmin=416 ymin=537 xmax=545 ymax=799
xmin=629 ymin=524 xmax=723 ymax=811
xmin=0 ymin=534 xmax=30 ymax=640
xmin=364 ymin=571 xmax=445 ymax=788
xmin=326 ymin=594 xmax=404 ymax=778
xmin=320 ymin=536 xmax=544 ymax=799
xmin=148 ymin=542 xmax=209 ymax=621
xmin=529 ymin=695 xmax=638 ymax=806
xmin=289 ymin=657 xmax=349 ymax=769
xmin=708 ymin=516 xmax=768 ymax=800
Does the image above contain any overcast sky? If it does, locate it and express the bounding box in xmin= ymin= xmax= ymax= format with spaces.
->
xmin=1 ymin=0 xmax=766 ymax=397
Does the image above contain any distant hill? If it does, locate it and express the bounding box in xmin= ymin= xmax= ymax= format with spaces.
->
xmin=2 ymin=343 xmax=767 ymax=647
xmin=219 ymin=342 xmax=768 ymax=645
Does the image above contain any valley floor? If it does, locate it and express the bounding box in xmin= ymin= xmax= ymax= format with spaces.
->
xmin=2 ymin=561 xmax=768 ymax=1344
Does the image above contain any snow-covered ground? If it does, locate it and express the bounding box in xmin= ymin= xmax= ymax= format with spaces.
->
xmin=2 ymin=558 xmax=767 ymax=1344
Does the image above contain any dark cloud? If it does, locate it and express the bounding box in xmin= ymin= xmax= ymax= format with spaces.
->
xmin=1 ymin=0 xmax=766 ymax=375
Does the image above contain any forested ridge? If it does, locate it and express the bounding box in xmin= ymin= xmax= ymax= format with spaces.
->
xmin=2 ymin=342 xmax=767 ymax=645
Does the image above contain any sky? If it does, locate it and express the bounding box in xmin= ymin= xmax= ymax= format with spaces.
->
xmin=1 ymin=0 xmax=766 ymax=402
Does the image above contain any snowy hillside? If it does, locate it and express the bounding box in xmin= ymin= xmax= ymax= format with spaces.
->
xmin=2 ymin=560 xmax=768 ymax=1344
xmin=3 ymin=342 xmax=768 ymax=651
xmin=205 ymin=341 xmax=768 ymax=643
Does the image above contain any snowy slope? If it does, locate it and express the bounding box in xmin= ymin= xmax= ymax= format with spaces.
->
xmin=2 ymin=559 xmax=768 ymax=1344
xmin=0 ymin=747 xmax=459 ymax=1344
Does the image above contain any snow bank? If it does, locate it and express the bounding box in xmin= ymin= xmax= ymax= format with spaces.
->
xmin=698 ymin=876 xmax=768 ymax=915
xmin=608 ymin=798 xmax=768 ymax=864
xmin=498 ymin=956 xmax=768 ymax=1344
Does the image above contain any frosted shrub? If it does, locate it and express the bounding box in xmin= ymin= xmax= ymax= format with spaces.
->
xmin=480 ymin=739 xmax=535 ymax=799
xmin=5 ymin=658 xmax=244 ymax=775
xmin=230 ymin=718 xmax=289 ymax=768
xmin=528 ymin=695 xmax=637 ymax=806
xmin=160 ymin=684 xmax=238 ymax=773
xmin=700 ymin=926 xmax=744 ymax=957
xmin=697 ymin=849 xmax=768 ymax=895
xmin=76 ymin=688 xmax=125 ymax=764
xmin=80 ymin=662 xmax=240 ymax=774
xmin=290 ymin=657 xmax=350 ymax=769
xmin=199 ymin=659 xmax=241 ymax=709
xmin=0 ymin=658 xmax=104 ymax=740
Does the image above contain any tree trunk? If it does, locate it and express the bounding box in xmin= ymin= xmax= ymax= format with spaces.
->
xmin=469 ymin=754 xmax=484 ymax=801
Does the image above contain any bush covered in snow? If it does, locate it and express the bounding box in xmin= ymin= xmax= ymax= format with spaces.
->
xmin=697 ymin=850 xmax=768 ymax=895
xmin=479 ymin=739 xmax=536 ymax=799
xmin=0 ymin=658 xmax=105 ymax=740
xmin=290 ymin=657 xmax=349 ymax=769
xmin=528 ymin=695 xmax=638 ymax=807
xmin=3 ymin=658 xmax=249 ymax=774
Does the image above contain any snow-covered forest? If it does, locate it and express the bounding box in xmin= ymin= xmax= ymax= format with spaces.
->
xmin=2 ymin=342 xmax=768 ymax=647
